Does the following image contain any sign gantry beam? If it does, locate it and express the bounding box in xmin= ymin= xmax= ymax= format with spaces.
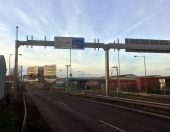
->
xmin=18 ymin=37 xmax=170 ymax=52
xmin=18 ymin=40 xmax=170 ymax=53
xmin=15 ymin=37 xmax=170 ymax=97
xmin=18 ymin=40 xmax=114 ymax=49
xmin=18 ymin=40 xmax=54 ymax=47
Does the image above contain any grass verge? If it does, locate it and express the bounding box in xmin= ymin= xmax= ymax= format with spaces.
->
xmin=0 ymin=95 xmax=24 ymax=132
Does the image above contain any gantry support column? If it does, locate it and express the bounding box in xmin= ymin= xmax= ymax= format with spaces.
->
xmin=104 ymin=47 xmax=109 ymax=96
xmin=14 ymin=26 xmax=19 ymax=92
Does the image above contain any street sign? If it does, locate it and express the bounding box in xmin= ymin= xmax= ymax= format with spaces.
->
xmin=54 ymin=37 xmax=84 ymax=49
xmin=125 ymin=38 xmax=170 ymax=45
xmin=54 ymin=37 xmax=72 ymax=49
xmin=72 ymin=38 xmax=84 ymax=49
xmin=125 ymin=38 xmax=170 ymax=53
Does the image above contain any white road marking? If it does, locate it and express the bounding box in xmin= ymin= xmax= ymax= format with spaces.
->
xmin=58 ymin=101 xmax=68 ymax=106
xmin=99 ymin=120 xmax=126 ymax=132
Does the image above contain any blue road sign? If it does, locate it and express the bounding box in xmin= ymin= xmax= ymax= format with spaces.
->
xmin=72 ymin=38 xmax=84 ymax=49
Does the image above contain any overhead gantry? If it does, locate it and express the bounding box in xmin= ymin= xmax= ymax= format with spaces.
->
xmin=14 ymin=27 xmax=170 ymax=96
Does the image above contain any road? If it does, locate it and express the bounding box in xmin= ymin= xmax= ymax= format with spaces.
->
xmin=25 ymin=91 xmax=170 ymax=132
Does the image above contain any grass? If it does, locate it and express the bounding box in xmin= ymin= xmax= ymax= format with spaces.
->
xmin=0 ymin=96 xmax=24 ymax=132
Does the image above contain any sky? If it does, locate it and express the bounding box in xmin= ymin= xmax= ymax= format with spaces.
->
xmin=0 ymin=0 xmax=170 ymax=77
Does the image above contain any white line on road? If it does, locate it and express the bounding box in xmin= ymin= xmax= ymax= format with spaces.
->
xmin=99 ymin=120 xmax=126 ymax=132
xmin=58 ymin=101 xmax=68 ymax=106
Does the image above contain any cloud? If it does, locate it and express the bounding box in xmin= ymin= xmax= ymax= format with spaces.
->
xmin=123 ymin=4 xmax=170 ymax=35
xmin=0 ymin=0 xmax=170 ymax=77
xmin=14 ymin=9 xmax=32 ymax=26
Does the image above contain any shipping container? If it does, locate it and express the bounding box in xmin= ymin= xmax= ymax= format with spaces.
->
xmin=139 ymin=77 xmax=160 ymax=93
xmin=109 ymin=79 xmax=138 ymax=92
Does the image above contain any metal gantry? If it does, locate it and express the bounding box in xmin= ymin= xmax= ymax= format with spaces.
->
xmin=14 ymin=27 xmax=170 ymax=96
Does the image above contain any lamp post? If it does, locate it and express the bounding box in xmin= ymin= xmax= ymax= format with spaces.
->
xmin=9 ymin=54 xmax=14 ymax=79
xmin=20 ymin=65 xmax=23 ymax=82
xmin=117 ymin=38 xmax=121 ymax=92
xmin=59 ymin=69 xmax=62 ymax=78
xmin=9 ymin=54 xmax=22 ymax=83
xmin=70 ymin=48 xmax=73 ymax=90
xmin=65 ymin=65 xmax=70 ymax=88
xmin=112 ymin=66 xmax=119 ymax=93
xmin=134 ymin=55 xmax=147 ymax=93
xmin=111 ymin=72 xmax=113 ymax=78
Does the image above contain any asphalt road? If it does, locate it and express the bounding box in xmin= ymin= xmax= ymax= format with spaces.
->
xmin=25 ymin=91 xmax=170 ymax=132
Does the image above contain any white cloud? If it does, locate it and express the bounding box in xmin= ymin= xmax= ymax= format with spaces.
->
xmin=0 ymin=0 xmax=170 ymax=77
xmin=123 ymin=5 xmax=170 ymax=36
xmin=14 ymin=9 xmax=32 ymax=26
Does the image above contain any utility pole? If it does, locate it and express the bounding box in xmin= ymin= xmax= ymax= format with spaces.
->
xmin=20 ymin=65 xmax=23 ymax=82
xmin=134 ymin=55 xmax=147 ymax=93
xmin=65 ymin=65 xmax=70 ymax=89
xmin=112 ymin=66 xmax=119 ymax=93
xmin=59 ymin=69 xmax=62 ymax=78
xmin=70 ymin=48 xmax=72 ymax=89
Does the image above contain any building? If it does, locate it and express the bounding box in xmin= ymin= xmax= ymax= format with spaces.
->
xmin=27 ymin=66 xmax=44 ymax=79
xmin=44 ymin=65 xmax=56 ymax=79
xmin=26 ymin=65 xmax=56 ymax=81
xmin=27 ymin=66 xmax=39 ymax=76
xmin=38 ymin=67 xmax=44 ymax=79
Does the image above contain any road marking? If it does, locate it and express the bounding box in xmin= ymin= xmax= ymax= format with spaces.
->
xmin=99 ymin=120 xmax=126 ymax=132
xmin=58 ymin=101 xmax=68 ymax=106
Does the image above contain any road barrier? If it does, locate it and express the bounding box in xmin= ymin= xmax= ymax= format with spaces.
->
xmin=70 ymin=92 xmax=170 ymax=120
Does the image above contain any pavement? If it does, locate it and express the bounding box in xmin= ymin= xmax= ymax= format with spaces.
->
xmin=25 ymin=91 xmax=170 ymax=132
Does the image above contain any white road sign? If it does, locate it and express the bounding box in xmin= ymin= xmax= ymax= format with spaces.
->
xmin=54 ymin=37 xmax=84 ymax=49
xmin=54 ymin=37 xmax=72 ymax=49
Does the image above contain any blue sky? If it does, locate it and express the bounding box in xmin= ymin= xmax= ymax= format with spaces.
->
xmin=0 ymin=0 xmax=170 ymax=77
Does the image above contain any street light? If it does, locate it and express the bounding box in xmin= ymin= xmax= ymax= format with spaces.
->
xmin=134 ymin=55 xmax=147 ymax=93
xmin=9 ymin=54 xmax=22 ymax=82
xmin=19 ymin=65 xmax=23 ymax=82
xmin=59 ymin=69 xmax=62 ymax=78
xmin=65 ymin=65 xmax=70 ymax=88
xmin=117 ymin=38 xmax=121 ymax=92
xmin=110 ymin=72 xmax=113 ymax=78
xmin=112 ymin=66 xmax=119 ymax=93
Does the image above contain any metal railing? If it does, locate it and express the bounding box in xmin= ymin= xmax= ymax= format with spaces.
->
xmin=71 ymin=93 xmax=170 ymax=119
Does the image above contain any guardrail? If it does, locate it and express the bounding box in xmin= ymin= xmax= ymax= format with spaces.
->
xmin=87 ymin=94 xmax=170 ymax=110
xmin=72 ymin=90 xmax=170 ymax=104
xmin=119 ymin=92 xmax=170 ymax=101
xmin=70 ymin=92 xmax=170 ymax=120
